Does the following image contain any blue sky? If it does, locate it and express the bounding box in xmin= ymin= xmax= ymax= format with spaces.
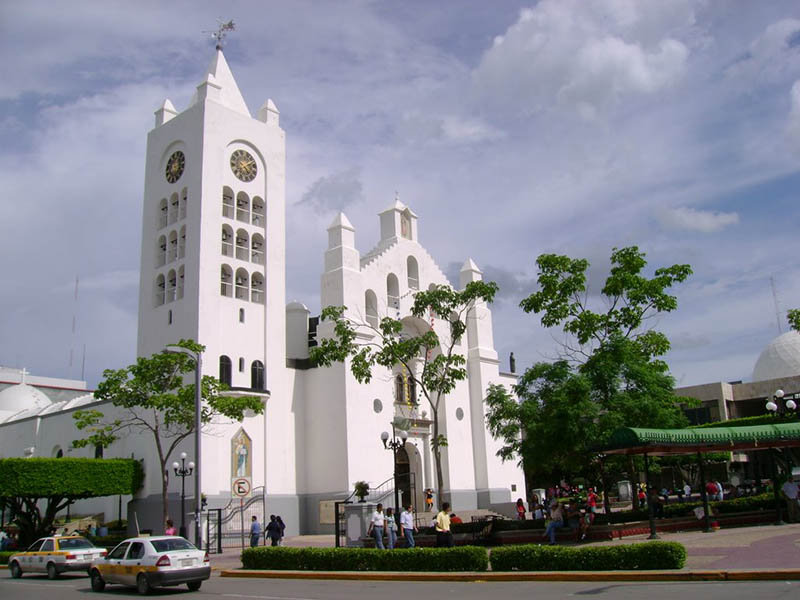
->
xmin=0 ymin=0 xmax=798 ymax=388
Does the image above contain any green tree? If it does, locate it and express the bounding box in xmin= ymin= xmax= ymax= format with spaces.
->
xmin=72 ymin=339 xmax=263 ymax=527
xmin=0 ymin=458 xmax=142 ymax=545
xmin=486 ymin=247 xmax=693 ymax=505
xmin=788 ymin=309 xmax=800 ymax=332
xmin=310 ymin=281 xmax=499 ymax=506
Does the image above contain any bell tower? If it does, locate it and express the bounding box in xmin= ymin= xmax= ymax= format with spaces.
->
xmin=135 ymin=47 xmax=292 ymax=500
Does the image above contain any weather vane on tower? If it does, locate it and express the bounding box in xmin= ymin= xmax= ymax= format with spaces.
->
xmin=205 ymin=19 xmax=236 ymax=50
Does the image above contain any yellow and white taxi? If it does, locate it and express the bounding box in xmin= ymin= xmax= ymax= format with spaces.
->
xmin=89 ymin=536 xmax=210 ymax=594
xmin=8 ymin=535 xmax=107 ymax=579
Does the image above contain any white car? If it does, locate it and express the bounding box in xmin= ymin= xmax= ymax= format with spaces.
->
xmin=89 ymin=536 xmax=210 ymax=594
xmin=8 ymin=536 xmax=107 ymax=579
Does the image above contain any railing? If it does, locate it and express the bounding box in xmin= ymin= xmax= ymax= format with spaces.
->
xmin=235 ymin=286 xmax=248 ymax=300
xmin=222 ymin=242 xmax=233 ymax=257
xmin=168 ymin=248 xmax=178 ymax=262
xmin=252 ymin=213 xmax=264 ymax=227
xmin=408 ymin=277 xmax=419 ymax=290
xmin=158 ymin=214 xmax=168 ymax=229
xmin=156 ymin=254 xmax=166 ymax=267
xmin=222 ymin=204 xmax=234 ymax=218
xmin=251 ymin=290 xmax=264 ymax=303
xmin=387 ymin=295 xmax=399 ymax=309
xmin=221 ymin=282 xmax=232 ymax=297
xmin=236 ymin=209 xmax=250 ymax=223
xmin=205 ymin=486 xmax=266 ymax=552
xmin=251 ymin=250 xmax=264 ymax=264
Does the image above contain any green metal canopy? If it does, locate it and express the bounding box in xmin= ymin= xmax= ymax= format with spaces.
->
xmin=602 ymin=423 xmax=800 ymax=455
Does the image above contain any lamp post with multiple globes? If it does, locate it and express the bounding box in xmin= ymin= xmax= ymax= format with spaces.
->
xmin=172 ymin=452 xmax=194 ymax=538
xmin=381 ymin=423 xmax=408 ymax=527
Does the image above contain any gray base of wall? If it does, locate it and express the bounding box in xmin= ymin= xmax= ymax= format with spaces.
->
xmin=446 ymin=489 xmax=478 ymax=511
xmin=129 ymin=487 xmax=514 ymax=537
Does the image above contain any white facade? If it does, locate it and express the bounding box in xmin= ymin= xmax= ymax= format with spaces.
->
xmin=0 ymin=50 xmax=524 ymax=535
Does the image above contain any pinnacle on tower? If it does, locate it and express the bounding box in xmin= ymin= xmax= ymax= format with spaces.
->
xmin=189 ymin=50 xmax=251 ymax=117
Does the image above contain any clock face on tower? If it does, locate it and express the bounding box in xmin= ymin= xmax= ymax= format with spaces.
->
xmin=230 ymin=149 xmax=257 ymax=182
xmin=165 ymin=151 xmax=185 ymax=183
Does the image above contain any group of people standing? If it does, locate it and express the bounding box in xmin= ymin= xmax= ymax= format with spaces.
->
xmin=367 ymin=503 xmax=420 ymax=549
xmin=249 ymin=514 xmax=286 ymax=547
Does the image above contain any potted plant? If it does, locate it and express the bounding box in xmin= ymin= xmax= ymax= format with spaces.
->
xmin=354 ymin=481 xmax=369 ymax=502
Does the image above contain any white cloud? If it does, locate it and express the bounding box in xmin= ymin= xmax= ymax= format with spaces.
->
xmin=657 ymin=207 xmax=740 ymax=233
xmin=472 ymin=0 xmax=692 ymax=117
xmin=725 ymin=18 xmax=800 ymax=86
xmin=298 ymin=168 xmax=364 ymax=213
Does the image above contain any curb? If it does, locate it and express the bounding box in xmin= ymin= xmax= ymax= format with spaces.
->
xmin=220 ymin=569 xmax=800 ymax=582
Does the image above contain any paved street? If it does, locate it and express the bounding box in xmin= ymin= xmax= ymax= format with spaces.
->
xmin=0 ymin=573 xmax=799 ymax=600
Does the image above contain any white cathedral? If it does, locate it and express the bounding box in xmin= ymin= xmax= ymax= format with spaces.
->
xmin=0 ymin=50 xmax=524 ymax=535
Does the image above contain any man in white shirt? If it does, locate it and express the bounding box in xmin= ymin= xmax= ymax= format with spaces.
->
xmin=367 ymin=503 xmax=385 ymax=549
xmin=400 ymin=504 xmax=418 ymax=548
xmin=781 ymin=476 xmax=800 ymax=523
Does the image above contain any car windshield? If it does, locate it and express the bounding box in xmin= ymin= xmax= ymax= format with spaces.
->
xmin=58 ymin=537 xmax=94 ymax=550
xmin=150 ymin=538 xmax=196 ymax=552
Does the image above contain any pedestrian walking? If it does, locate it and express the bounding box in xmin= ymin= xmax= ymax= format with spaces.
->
xmin=400 ymin=504 xmax=418 ymax=548
xmin=249 ymin=515 xmax=261 ymax=547
xmin=367 ymin=503 xmax=385 ymax=549
xmin=276 ymin=516 xmax=286 ymax=545
xmin=266 ymin=515 xmax=281 ymax=546
xmin=385 ymin=508 xmax=397 ymax=549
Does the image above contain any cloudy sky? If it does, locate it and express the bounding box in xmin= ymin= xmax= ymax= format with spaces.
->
xmin=1 ymin=0 xmax=799 ymax=389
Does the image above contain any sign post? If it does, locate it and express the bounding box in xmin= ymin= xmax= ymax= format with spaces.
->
xmin=232 ymin=478 xmax=252 ymax=549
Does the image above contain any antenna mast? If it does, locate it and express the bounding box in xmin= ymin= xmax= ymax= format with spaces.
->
xmin=770 ymin=275 xmax=782 ymax=335
xmin=204 ymin=19 xmax=236 ymax=50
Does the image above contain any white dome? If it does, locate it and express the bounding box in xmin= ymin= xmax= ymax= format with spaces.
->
xmin=753 ymin=331 xmax=800 ymax=382
xmin=0 ymin=383 xmax=51 ymax=416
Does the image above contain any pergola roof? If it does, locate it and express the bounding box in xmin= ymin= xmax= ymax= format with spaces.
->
xmin=602 ymin=423 xmax=800 ymax=455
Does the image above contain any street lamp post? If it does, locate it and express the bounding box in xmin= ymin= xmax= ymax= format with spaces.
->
xmin=765 ymin=389 xmax=797 ymax=526
xmin=165 ymin=345 xmax=203 ymax=547
xmin=172 ymin=452 xmax=195 ymax=538
xmin=381 ymin=422 xmax=408 ymax=526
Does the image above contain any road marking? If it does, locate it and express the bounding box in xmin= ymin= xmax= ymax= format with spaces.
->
xmin=2 ymin=581 xmax=80 ymax=587
xmin=223 ymin=594 xmax=322 ymax=600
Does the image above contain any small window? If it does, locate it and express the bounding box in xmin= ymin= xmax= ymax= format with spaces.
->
xmin=56 ymin=449 xmax=63 ymax=458
xmin=41 ymin=539 xmax=54 ymax=552
xmin=168 ymin=309 xmax=173 ymax=325
xmin=127 ymin=542 xmax=145 ymax=560
xmin=251 ymin=360 xmax=265 ymax=390
xmin=95 ymin=445 xmax=104 ymax=459
xmin=219 ymin=356 xmax=232 ymax=386
xmin=107 ymin=542 xmax=130 ymax=560
xmin=239 ymin=308 xmax=245 ymax=323
xmin=239 ymin=357 xmax=245 ymax=372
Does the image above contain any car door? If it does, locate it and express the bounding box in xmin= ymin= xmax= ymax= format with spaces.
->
xmin=102 ymin=542 xmax=130 ymax=584
xmin=119 ymin=542 xmax=146 ymax=586
xmin=21 ymin=539 xmax=44 ymax=572
xmin=36 ymin=539 xmax=55 ymax=573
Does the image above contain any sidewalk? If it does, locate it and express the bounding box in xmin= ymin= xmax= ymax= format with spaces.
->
xmin=211 ymin=523 xmax=800 ymax=580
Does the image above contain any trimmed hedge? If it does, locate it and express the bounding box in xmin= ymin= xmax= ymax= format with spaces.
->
xmin=490 ymin=541 xmax=686 ymax=571
xmin=241 ymin=546 xmax=489 ymax=572
xmin=0 ymin=551 xmax=15 ymax=565
xmin=0 ymin=458 xmax=143 ymax=498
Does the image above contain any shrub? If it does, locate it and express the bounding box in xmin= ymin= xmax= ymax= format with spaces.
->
xmin=490 ymin=541 xmax=686 ymax=571
xmin=241 ymin=546 xmax=489 ymax=572
xmin=0 ymin=551 xmax=15 ymax=565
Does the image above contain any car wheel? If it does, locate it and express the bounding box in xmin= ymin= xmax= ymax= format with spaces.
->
xmin=46 ymin=563 xmax=59 ymax=580
xmin=187 ymin=581 xmax=202 ymax=591
xmin=9 ymin=561 xmax=22 ymax=579
xmin=136 ymin=572 xmax=151 ymax=595
xmin=90 ymin=570 xmax=106 ymax=592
